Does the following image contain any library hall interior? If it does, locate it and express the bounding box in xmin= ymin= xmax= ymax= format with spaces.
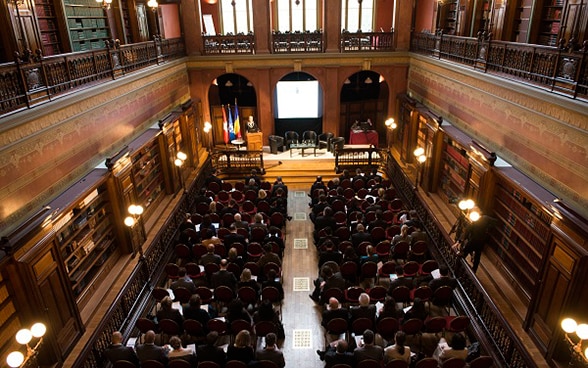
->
xmin=0 ymin=0 xmax=587 ymax=368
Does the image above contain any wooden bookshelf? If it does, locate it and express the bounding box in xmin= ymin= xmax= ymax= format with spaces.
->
xmin=488 ymin=168 xmax=553 ymax=302
xmin=50 ymin=169 xmax=119 ymax=308
xmin=64 ymin=0 xmax=110 ymax=51
xmin=537 ymin=0 xmax=564 ymax=46
xmin=130 ymin=137 xmax=165 ymax=222
xmin=34 ymin=0 xmax=63 ymax=55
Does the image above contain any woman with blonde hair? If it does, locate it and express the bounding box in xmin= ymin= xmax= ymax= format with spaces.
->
xmin=227 ymin=330 xmax=255 ymax=364
xmin=238 ymin=267 xmax=260 ymax=296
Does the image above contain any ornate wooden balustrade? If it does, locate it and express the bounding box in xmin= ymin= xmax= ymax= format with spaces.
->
xmin=411 ymin=32 xmax=588 ymax=100
xmin=334 ymin=146 xmax=385 ymax=173
xmin=0 ymin=38 xmax=185 ymax=117
xmin=212 ymin=149 xmax=264 ymax=173
xmin=202 ymin=33 xmax=255 ymax=55
xmin=384 ymin=151 xmax=537 ymax=368
xmin=341 ymin=30 xmax=395 ymax=52
xmin=271 ymin=30 xmax=323 ymax=53
xmin=70 ymin=160 xmax=211 ymax=368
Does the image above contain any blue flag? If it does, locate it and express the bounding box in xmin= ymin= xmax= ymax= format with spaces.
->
xmin=228 ymin=104 xmax=235 ymax=141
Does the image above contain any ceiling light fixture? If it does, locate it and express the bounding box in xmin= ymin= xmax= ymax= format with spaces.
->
xmin=364 ymin=77 xmax=373 ymax=84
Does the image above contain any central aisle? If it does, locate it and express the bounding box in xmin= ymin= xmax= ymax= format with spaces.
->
xmin=280 ymin=184 xmax=324 ymax=367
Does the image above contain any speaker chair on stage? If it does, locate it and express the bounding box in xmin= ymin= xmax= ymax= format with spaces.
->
xmin=302 ymin=130 xmax=318 ymax=145
xmin=284 ymin=131 xmax=299 ymax=150
xmin=268 ymin=135 xmax=285 ymax=154
xmin=330 ymin=137 xmax=345 ymax=152
xmin=318 ymin=132 xmax=334 ymax=151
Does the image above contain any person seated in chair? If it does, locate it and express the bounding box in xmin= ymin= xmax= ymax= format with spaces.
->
xmin=103 ymin=331 xmax=140 ymax=367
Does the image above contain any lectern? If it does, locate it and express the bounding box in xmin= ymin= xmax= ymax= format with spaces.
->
xmin=247 ymin=132 xmax=263 ymax=151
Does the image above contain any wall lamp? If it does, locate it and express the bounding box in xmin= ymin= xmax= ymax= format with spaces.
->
xmin=6 ymin=322 xmax=46 ymax=368
xmin=561 ymin=318 xmax=588 ymax=364
xmin=174 ymin=151 xmax=187 ymax=193
xmin=95 ymin=0 xmax=112 ymax=9
xmin=413 ymin=147 xmax=427 ymax=189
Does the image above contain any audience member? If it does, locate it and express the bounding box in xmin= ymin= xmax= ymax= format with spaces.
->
xmin=262 ymin=269 xmax=284 ymax=301
xmin=437 ymin=333 xmax=468 ymax=363
xmin=350 ymin=293 xmax=377 ymax=325
xmin=237 ymin=268 xmax=260 ymax=296
xmin=272 ymin=176 xmax=288 ymax=197
xmin=388 ymin=265 xmax=415 ymax=295
xmin=429 ymin=265 xmax=457 ymax=292
xmin=156 ymin=296 xmax=184 ymax=331
xmin=310 ymin=176 xmax=327 ymax=197
xmin=205 ymin=168 xmax=223 ymax=188
xmin=351 ymin=224 xmax=371 ymax=248
xmin=257 ymin=243 xmax=282 ymax=281
xmin=245 ymin=169 xmax=262 ymax=187
xmin=319 ymin=339 xmax=354 ymax=368
xmin=199 ymin=244 xmax=221 ymax=266
xmin=136 ymin=330 xmax=168 ymax=365
xmin=321 ymin=297 xmax=350 ymax=328
xmin=384 ymin=331 xmax=411 ymax=364
xmin=224 ymin=224 xmax=247 ymax=251
xmin=227 ymin=330 xmax=256 ymax=365
xmin=360 ymin=245 xmax=379 ymax=265
xmin=256 ymin=333 xmax=285 ymax=367
xmin=196 ymin=331 xmax=227 ymax=366
xmin=211 ymin=259 xmax=238 ymax=291
xmin=179 ymin=213 xmax=196 ymax=232
xmin=353 ymin=329 xmax=384 ymax=363
xmin=233 ymin=213 xmax=250 ymax=231
xmin=170 ymin=267 xmax=196 ymax=294
xmin=377 ymin=296 xmax=404 ymax=322
xmin=310 ymin=194 xmax=329 ymax=223
xmin=318 ymin=240 xmax=343 ymax=269
xmin=458 ymin=213 xmax=498 ymax=273
xmin=182 ymin=294 xmax=211 ymax=327
xmin=250 ymin=213 xmax=269 ymax=234
xmin=168 ymin=335 xmax=197 ymax=365
xmin=227 ymin=247 xmax=245 ymax=269
xmin=392 ymin=225 xmax=411 ymax=246
xmin=226 ymin=299 xmax=252 ymax=324
xmin=404 ymin=297 xmax=428 ymax=322
xmin=310 ymin=265 xmax=346 ymax=304
xmin=253 ymin=299 xmax=285 ymax=340
xmin=103 ymin=331 xmax=140 ymax=367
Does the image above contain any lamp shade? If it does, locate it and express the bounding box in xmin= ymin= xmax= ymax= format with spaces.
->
xmin=561 ymin=318 xmax=577 ymax=333
xmin=576 ymin=323 xmax=588 ymax=340
xmin=414 ymin=147 xmax=424 ymax=157
xmin=6 ymin=351 xmax=24 ymax=367
xmin=124 ymin=216 xmax=135 ymax=227
xmin=176 ymin=151 xmax=187 ymax=161
xmin=31 ymin=322 xmax=46 ymax=338
xmin=15 ymin=329 xmax=32 ymax=345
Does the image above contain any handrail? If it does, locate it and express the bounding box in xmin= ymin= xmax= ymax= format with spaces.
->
xmin=0 ymin=38 xmax=185 ymax=117
xmin=271 ymin=30 xmax=323 ymax=53
xmin=212 ymin=149 xmax=264 ymax=173
xmin=411 ymin=32 xmax=588 ymax=101
xmin=341 ymin=30 xmax=395 ymax=52
xmin=202 ymin=33 xmax=255 ymax=55
xmin=334 ymin=146 xmax=384 ymax=173
xmin=384 ymin=151 xmax=537 ymax=368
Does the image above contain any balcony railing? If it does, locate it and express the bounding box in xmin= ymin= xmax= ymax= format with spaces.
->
xmin=411 ymin=32 xmax=588 ymax=101
xmin=271 ymin=30 xmax=323 ymax=53
xmin=341 ymin=30 xmax=395 ymax=52
xmin=0 ymin=38 xmax=185 ymax=117
xmin=202 ymin=33 xmax=255 ymax=55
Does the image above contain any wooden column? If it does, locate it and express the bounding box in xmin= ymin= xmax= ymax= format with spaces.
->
xmin=252 ymin=0 xmax=271 ymax=54
xmin=323 ymin=0 xmax=341 ymax=53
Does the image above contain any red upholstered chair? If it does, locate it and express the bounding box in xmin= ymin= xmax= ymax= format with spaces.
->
xmin=165 ymin=263 xmax=180 ymax=280
xmin=225 ymin=361 xmax=248 ymax=368
xmin=468 ymin=356 xmax=493 ymax=368
xmin=371 ymin=227 xmax=386 ymax=243
xmin=350 ymin=317 xmax=374 ymax=336
xmin=340 ymin=261 xmax=358 ymax=284
xmin=217 ymin=190 xmax=230 ymax=205
xmin=222 ymin=182 xmax=233 ymax=191
xmin=227 ymin=262 xmax=242 ymax=278
xmin=207 ymin=318 xmax=228 ymax=336
xmin=419 ymin=259 xmax=438 ymax=277
xmin=376 ymin=317 xmax=399 ymax=342
xmin=242 ymin=200 xmax=256 ymax=215
xmin=230 ymin=319 xmax=253 ymax=341
xmin=194 ymin=286 xmax=213 ymax=304
xmin=410 ymin=240 xmax=428 ymax=262
xmin=386 ymin=225 xmax=401 ymax=240
xmin=357 ymin=360 xmax=380 ymax=368
xmin=114 ymin=361 xmax=140 ymax=368
xmin=377 ymin=261 xmax=397 ymax=282
xmin=184 ymin=319 xmax=206 ymax=342
xmin=169 ymin=360 xmax=192 ymax=368
xmin=237 ymin=286 xmax=259 ymax=307
xmin=152 ymin=287 xmax=170 ymax=302
xmin=213 ymin=285 xmax=234 ymax=310
xmin=159 ymin=318 xmax=181 ymax=344
xmin=423 ymin=316 xmax=446 ymax=337
xmin=270 ymin=212 xmax=285 ymax=228
xmin=344 ymin=286 xmax=365 ymax=306
xmin=359 ymin=261 xmax=378 ymax=282
xmin=391 ymin=286 xmax=411 ymax=307
xmin=208 ymin=181 xmax=221 ymax=193
xmin=247 ymin=242 xmax=264 ymax=260
xmin=368 ymin=285 xmax=387 ymax=303
xmin=432 ymin=286 xmax=454 ymax=315
xmin=244 ymin=261 xmax=260 ymax=276
xmin=324 ymin=318 xmax=349 ymax=346
xmin=401 ymin=318 xmax=423 ymax=347
xmin=199 ymin=361 xmax=221 ymax=368
xmin=444 ymin=315 xmax=470 ymax=335
xmin=385 ymin=360 xmax=409 ymax=368
xmin=135 ymin=317 xmax=158 ymax=337
xmin=335 ymin=226 xmax=351 ymax=241
xmin=175 ymin=243 xmax=191 ymax=261
xmin=410 ymin=285 xmax=433 ymax=304
xmin=440 ymin=358 xmax=466 ymax=368
xmin=375 ymin=241 xmax=392 ymax=263
xmin=321 ymin=288 xmax=344 ymax=305
xmin=186 ymin=262 xmax=203 ymax=279
xmin=256 ymin=200 xmax=271 ymax=215
xmin=389 ymin=198 xmax=404 ymax=213
xmin=173 ymin=287 xmax=192 ymax=304
xmin=391 ymin=241 xmax=410 ymax=262
xmin=142 ymin=360 xmax=165 ymax=368
xmin=415 ymin=358 xmax=439 ymax=368
xmin=192 ymin=244 xmax=208 ymax=260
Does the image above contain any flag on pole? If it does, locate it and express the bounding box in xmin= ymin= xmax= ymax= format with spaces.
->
xmin=233 ymin=101 xmax=241 ymax=138
xmin=228 ymin=104 xmax=235 ymax=141
xmin=222 ymin=105 xmax=229 ymax=144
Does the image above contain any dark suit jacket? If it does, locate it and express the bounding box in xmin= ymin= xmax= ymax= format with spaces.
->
xmin=324 ymin=272 xmax=346 ymax=292
xmin=325 ymin=351 xmax=355 ymax=368
xmin=350 ymin=305 xmax=377 ymax=324
xmin=103 ymin=344 xmax=140 ymax=366
xmin=211 ymin=269 xmax=237 ymax=290
xmin=315 ymin=215 xmax=337 ymax=232
xmin=318 ymin=250 xmax=343 ymax=269
xmin=354 ymin=344 xmax=384 ymax=363
xmin=224 ymin=232 xmax=247 ymax=249
xmin=351 ymin=231 xmax=372 ymax=248
xmin=256 ymin=348 xmax=286 ymax=368
xmin=171 ymin=278 xmax=196 ymax=294
xmin=196 ymin=344 xmax=227 ymax=366
xmin=388 ymin=276 xmax=415 ymax=294
xmin=322 ymin=307 xmax=351 ymax=327
xmin=136 ymin=343 xmax=168 ymax=365
xmin=199 ymin=253 xmax=221 ymax=265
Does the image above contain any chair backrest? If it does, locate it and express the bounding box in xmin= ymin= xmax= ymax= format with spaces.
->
xmin=424 ymin=316 xmax=446 ymax=333
xmin=433 ymin=285 xmax=453 ymax=306
xmin=415 ymin=358 xmax=439 ymax=368
xmin=183 ymin=319 xmax=205 ymax=336
xmin=214 ymin=285 xmax=234 ymax=303
xmin=175 ymin=243 xmax=191 ymax=259
xmin=413 ymin=286 xmax=433 ymax=301
xmin=371 ymin=227 xmax=386 ymax=242
xmin=447 ymin=315 xmax=470 ymax=333
xmin=261 ymin=286 xmax=282 ymax=302
xmin=385 ymin=359 xmax=409 ymax=368
xmin=285 ymin=131 xmax=299 ymax=143
xmin=113 ymin=360 xmax=139 ymax=368
xmin=225 ymin=360 xmax=248 ymax=368
xmin=254 ymin=320 xmax=277 ymax=337
xmin=165 ymin=263 xmax=180 ymax=279
xmin=420 ymin=259 xmax=438 ymax=274
xmin=376 ymin=317 xmax=399 ymax=340
xmin=368 ymin=285 xmax=387 ymax=302
xmin=326 ymin=318 xmax=349 ymax=335
xmin=302 ymin=130 xmax=317 ymax=143
xmin=258 ymin=360 xmax=280 ymax=368
xmin=173 ymin=286 xmax=192 ymax=304
xmin=152 ymin=287 xmax=170 ymax=302
xmin=185 ymin=262 xmax=202 ymax=278
xmin=403 ymin=261 xmax=420 ymax=276
xmin=391 ymin=286 xmax=411 ymax=303
xmin=135 ymin=317 xmax=157 ymax=334
xmin=169 ymin=359 xmax=192 ymax=368
xmin=401 ymin=318 xmax=423 ymax=336
xmin=207 ymin=319 xmax=228 ymax=335
xmin=230 ymin=318 xmax=253 ymax=334
xmin=357 ymin=359 xmax=381 ymax=368
xmin=159 ymin=318 xmax=181 ymax=335
xmin=198 ymin=361 xmax=221 ymax=368
xmin=237 ymin=286 xmax=258 ymax=305
xmin=468 ymin=356 xmax=493 ymax=368
xmin=360 ymin=261 xmax=378 ymax=278
xmin=440 ymin=358 xmax=467 ymax=368
xmin=142 ymin=360 xmax=165 ymax=368
xmin=195 ymin=286 xmax=213 ymax=304
xmin=351 ymin=317 xmax=374 ymax=335
xmin=392 ymin=241 xmax=410 ymax=257
xmin=379 ymin=261 xmax=396 ymax=276
xmin=340 ymin=261 xmax=358 ymax=279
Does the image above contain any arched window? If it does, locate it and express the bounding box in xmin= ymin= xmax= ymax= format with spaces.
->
xmin=275 ymin=0 xmax=320 ymax=32
xmin=220 ymin=0 xmax=253 ymax=34
xmin=341 ymin=0 xmax=374 ymax=32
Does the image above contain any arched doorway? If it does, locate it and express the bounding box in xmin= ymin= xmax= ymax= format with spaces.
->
xmin=273 ymin=71 xmax=323 ymax=138
xmin=340 ymin=71 xmax=389 ymax=147
xmin=207 ymin=73 xmax=257 ymax=147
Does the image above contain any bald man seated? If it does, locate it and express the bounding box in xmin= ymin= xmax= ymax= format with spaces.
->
xmin=103 ymin=331 xmax=140 ymax=367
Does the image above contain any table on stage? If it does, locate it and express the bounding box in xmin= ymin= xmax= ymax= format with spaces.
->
xmin=349 ymin=130 xmax=379 ymax=146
